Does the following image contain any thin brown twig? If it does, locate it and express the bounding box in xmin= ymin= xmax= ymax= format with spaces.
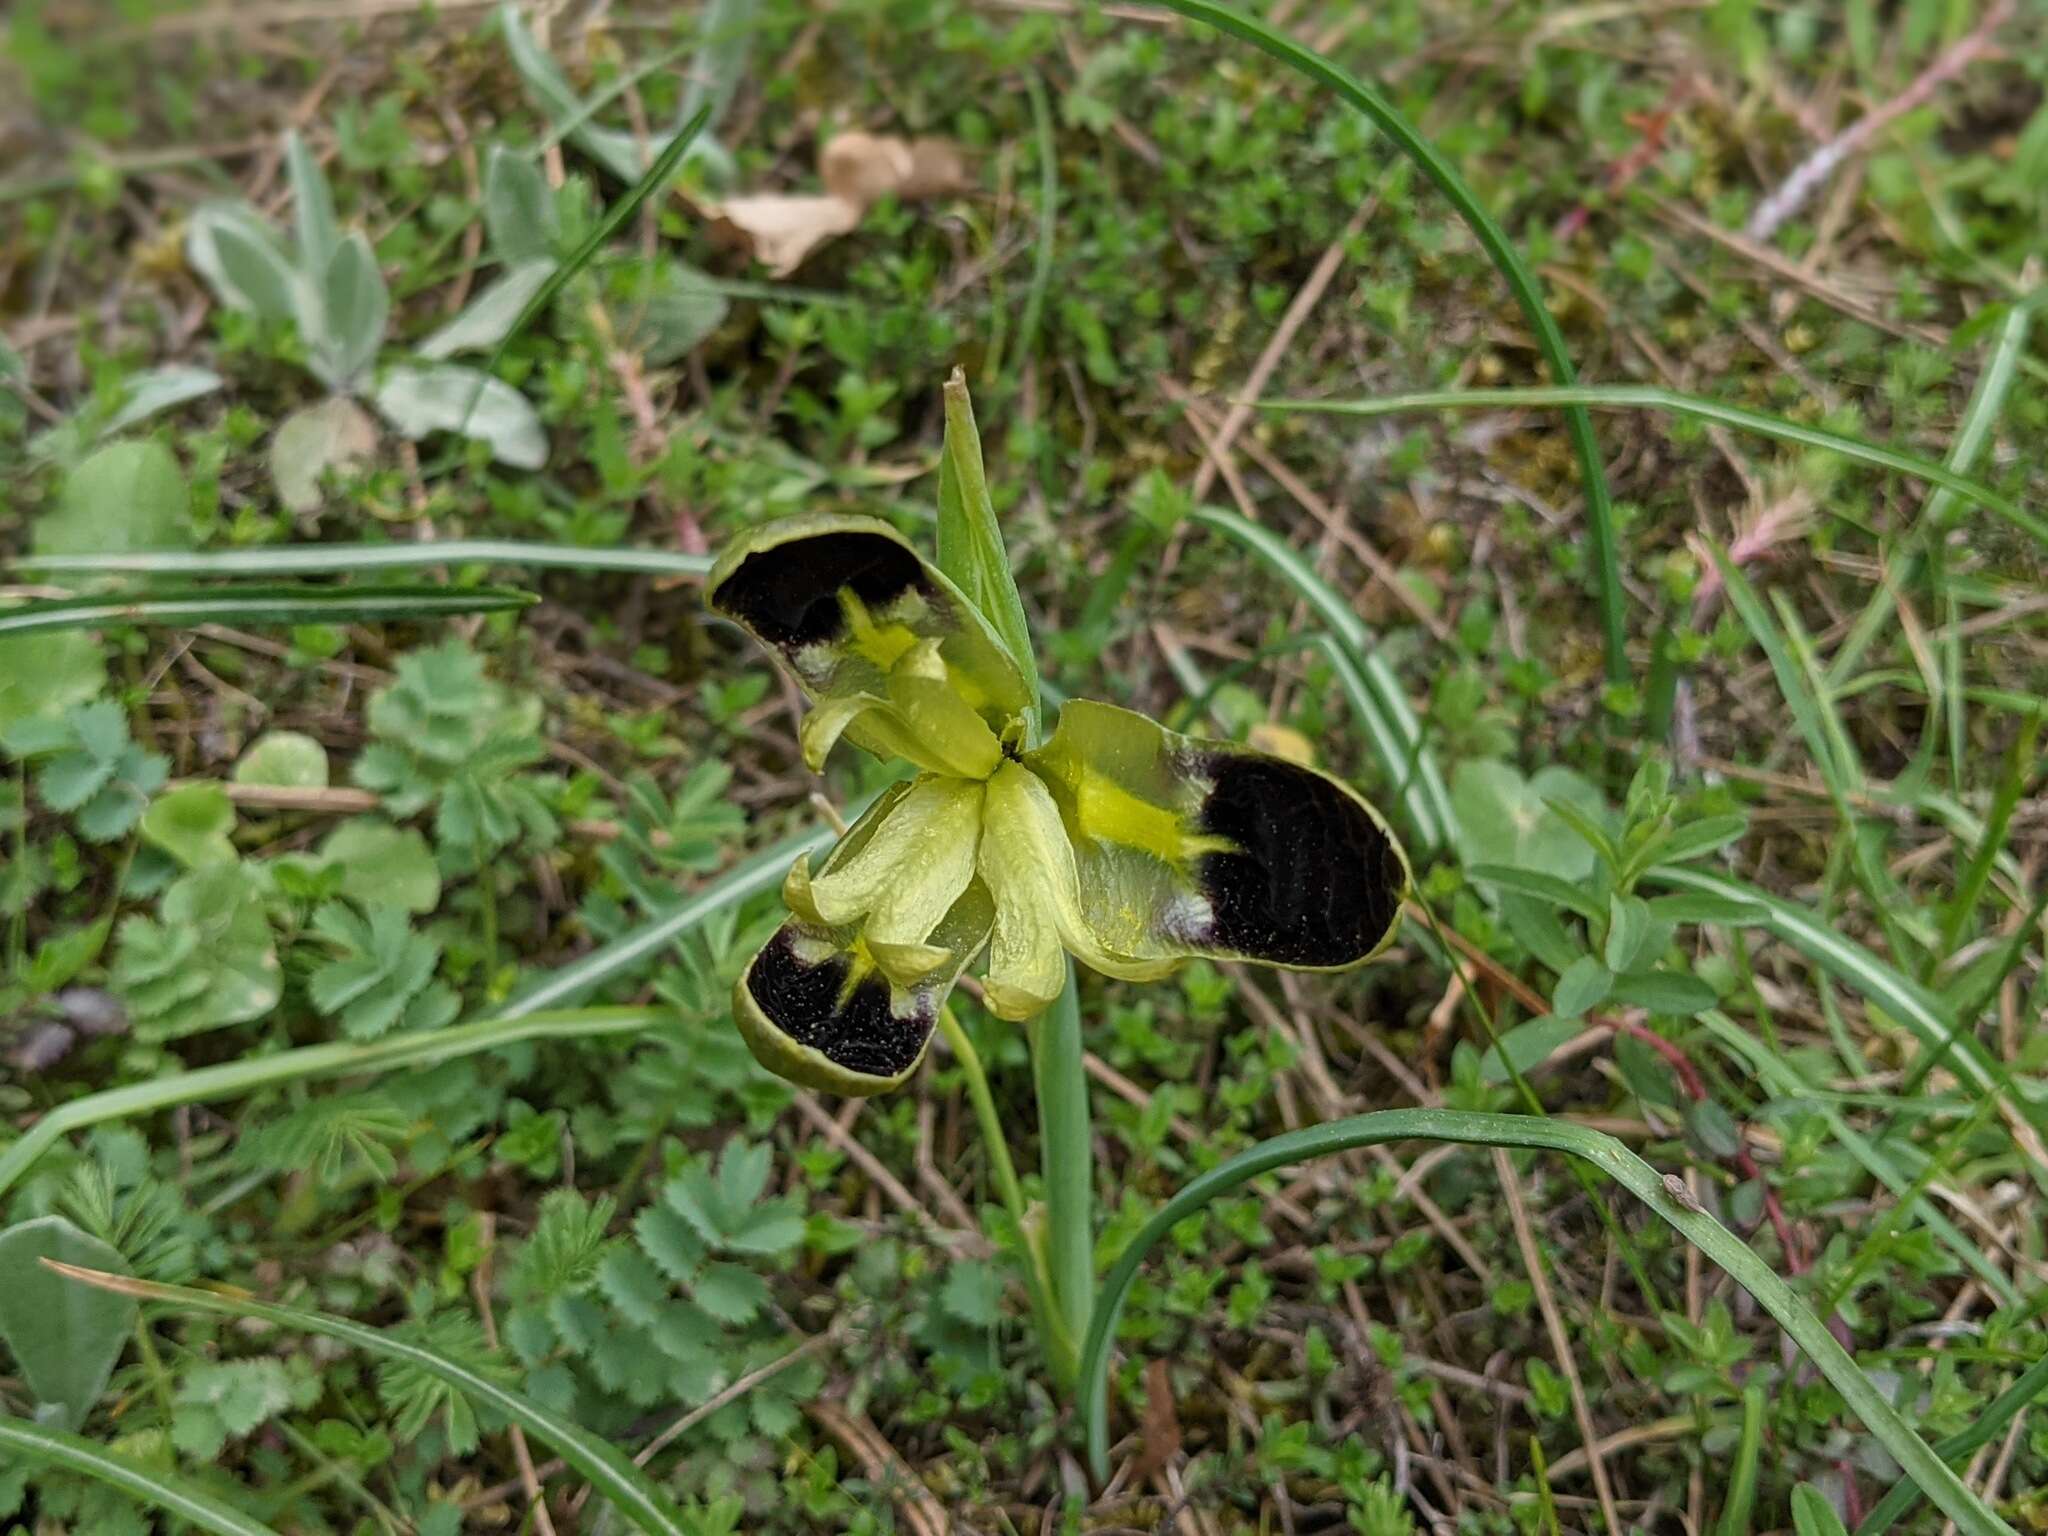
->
xmin=1493 ymin=1146 xmax=1624 ymax=1536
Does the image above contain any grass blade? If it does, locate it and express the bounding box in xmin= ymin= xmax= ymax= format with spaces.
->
xmin=1857 ymin=1352 xmax=2048 ymax=1536
xmin=1259 ymin=385 xmax=2048 ymax=546
xmin=1191 ymin=505 xmax=1453 ymax=851
xmin=1148 ymin=0 xmax=1628 ymax=680
xmin=1718 ymin=1385 xmax=1766 ymax=1536
xmin=47 ymin=1265 xmax=691 ymax=1536
xmin=12 ymin=543 xmax=713 ymax=579
xmin=0 ymin=584 xmax=535 ymax=638
xmin=1828 ymin=300 xmax=2032 ymax=686
xmin=0 ymin=825 xmax=831 ymax=1201
xmin=1075 ymin=1108 xmax=2019 ymax=1536
xmin=464 ymin=104 xmax=714 ymax=439
xmin=1644 ymin=866 xmax=2048 ymax=1177
xmin=0 ymin=1008 xmax=654 ymax=1203
xmin=0 ymin=1414 xmax=281 ymax=1536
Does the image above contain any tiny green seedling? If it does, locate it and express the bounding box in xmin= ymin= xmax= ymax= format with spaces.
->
xmin=186 ymin=129 xmax=547 ymax=510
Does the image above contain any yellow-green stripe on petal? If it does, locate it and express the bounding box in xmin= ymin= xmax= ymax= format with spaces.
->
xmin=707 ymin=513 xmax=1030 ymax=772
xmin=1024 ymin=698 xmax=1409 ymax=975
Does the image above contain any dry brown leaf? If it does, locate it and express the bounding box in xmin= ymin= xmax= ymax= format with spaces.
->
xmin=1130 ymin=1358 xmax=1183 ymax=1485
xmin=704 ymin=131 xmax=970 ymax=276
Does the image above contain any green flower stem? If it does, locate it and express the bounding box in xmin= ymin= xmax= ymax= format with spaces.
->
xmin=936 ymin=1003 xmax=1075 ymax=1381
xmin=1076 ymin=1109 xmax=2020 ymax=1536
xmin=1028 ymin=966 xmax=1092 ymax=1391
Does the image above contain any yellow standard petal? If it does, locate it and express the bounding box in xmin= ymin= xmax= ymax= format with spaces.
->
xmin=805 ymin=775 xmax=983 ymax=942
xmin=976 ymin=761 xmax=1155 ymax=1019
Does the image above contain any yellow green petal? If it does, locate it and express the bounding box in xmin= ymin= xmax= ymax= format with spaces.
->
xmin=1024 ymin=698 xmax=1409 ymax=974
xmin=806 ymin=775 xmax=983 ymax=938
xmin=707 ymin=513 xmax=1030 ymax=769
xmin=977 ymin=761 xmax=1154 ymax=1020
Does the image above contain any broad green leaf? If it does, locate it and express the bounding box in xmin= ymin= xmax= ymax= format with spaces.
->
xmin=99 ymin=365 xmax=224 ymax=441
xmin=1478 ymin=1014 xmax=1580 ymax=1083
xmin=1645 ymin=891 xmax=1767 ymax=925
xmin=316 ymin=233 xmax=389 ymax=390
xmin=1608 ymin=968 xmax=1718 ymax=1017
xmin=0 ymin=632 xmax=105 ymax=736
xmin=317 ymin=819 xmax=440 ymax=913
xmin=35 ymin=439 xmax=190 ymax=557
xmin=234 ymin=730 xmax=330 ymax=788
xmin=1450 ymin=760 xmax=1606 ymax=878
xmin=415 ymin=259 xmax=555 ymax=361
xmin=140 ymin=782 xmax=236 ymax=868
xmin=191 ymin=205 xmax=302 ymax=324
xmin=372 ymin=364 xmax=547 ymax=469
xmin=935 ymin=369 xmax=1038 ymax=719
xmin=208 ymin=217 xmax=303 ymax=325
xmin=0 ymin=1216 xmax=135 ymax=1431
xmin=270 ymin=397 xmax=380 ymax=514
xmin=113 ymin=863 xmax=281 ymax=1040
xmin=619 ymin=261 xmax=729 ymax=366
xmin=483 ymin=147 xmax=556 ymax=263
xmin=1605 ymin=893 xmax=1655 ymax=971
xmin=1550 ymin=955 xmax=1612 ymax=1020
xmin=285 ymin=129 xmax=340 ymax=277
xmin=1468 ymin=863 xmax=1600 ymax=920
xmin=1794 ymin=1486 xmax=1851 ymax=1536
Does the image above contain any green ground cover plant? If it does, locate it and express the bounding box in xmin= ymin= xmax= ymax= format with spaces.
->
xmin=2 ymin=0 xmax=2044 ymax=1530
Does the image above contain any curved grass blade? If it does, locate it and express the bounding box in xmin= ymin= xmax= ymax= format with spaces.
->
xmin=0 ymin=1008 xmax=654 ymax=1203
xmin=1192 ymin=506 xmax=1452 ymax=851
xmin=1641 ymin=866 xmax=2041 ymax=1133
xmin=0 ymin=1414 xmax=282 ymax=1536
xmin=1259 ymin=386 xmax=2048 ymax=547
xmin=1148 ymin=0 xmax=1627 ymax=679
xmin=46 ymin=1265 xmax=690 ymax=1536
xmin=1828 ymin=300 xmax=2032 ymax=687
xmin=1858 ymin=1352 xmax=2048 ymax=1536
xmin=1075 ymin=1108 xmax=2018 ymax=1536
xmin=463 ymin=105 xmax=714 ymax=440
xmin=12 ymin=543 xmax=713 ymax=579
xmin=0 ymin=584 xmax=535 ymax=638
xmin=0 ymin=825 xmax=831 ymax=1201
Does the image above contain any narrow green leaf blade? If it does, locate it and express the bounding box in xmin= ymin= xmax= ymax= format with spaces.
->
xmin=0 ymin=1413 xmax=281 ymax=1536
xmin=937 ymin=368 xmax=1039 ymax=721
xmin=0 ymin=584 xmax=537 ymax=638
xmin=49 ymin=1266 xmax=692 ymax=1536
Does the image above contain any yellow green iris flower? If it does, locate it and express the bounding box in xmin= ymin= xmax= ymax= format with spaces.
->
xmin=707 ymin=512 xmax=1410 ymax=1095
